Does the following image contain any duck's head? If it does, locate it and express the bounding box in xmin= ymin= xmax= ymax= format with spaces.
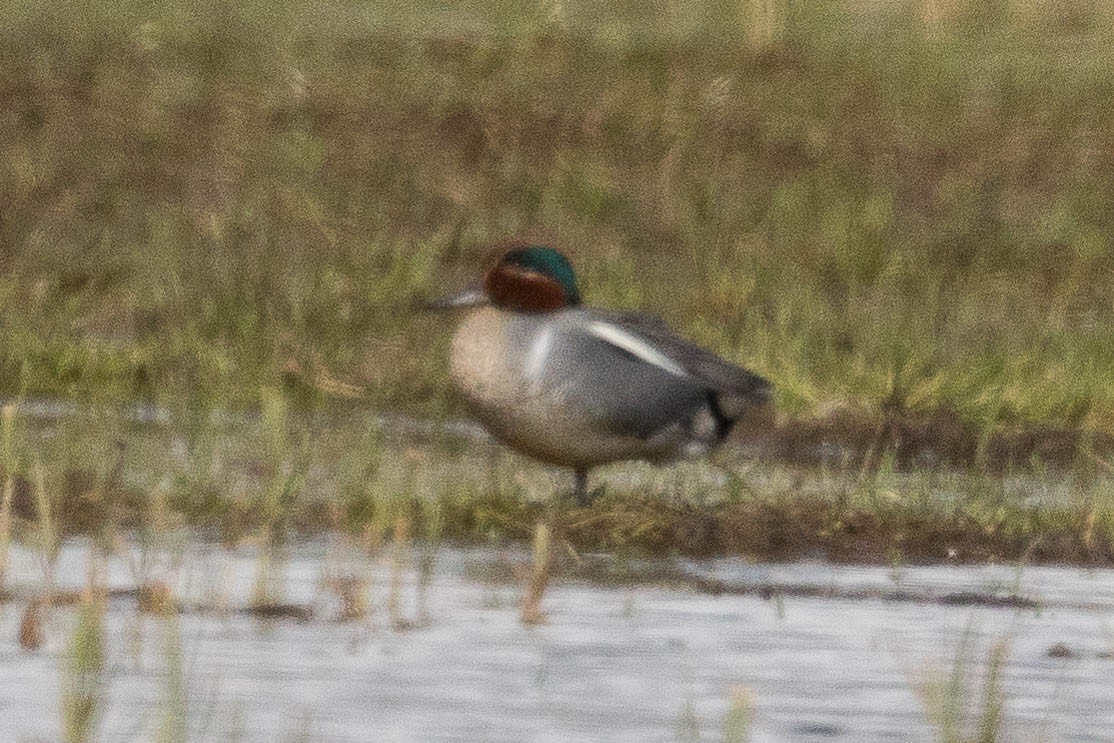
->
xmin=427 ymin=246 xmax=581 ymax=313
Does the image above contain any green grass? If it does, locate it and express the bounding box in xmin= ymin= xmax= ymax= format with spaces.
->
xmin=916 ymin=626 xmax=1009 ymax=743
xmin=157 ymin=606 xmax=188 ymax=743
xmin=2 ymin=0 xmax=1114 ymax=564
xmin=3 ymin=397 xmax=1114 ymax=565
xmin=0 ymin=405 xmax=17 ymax=589
xmin=0 ymin=0 xmax=1114 ymax=441
xmin=722 ymin=687 xmax=753 ymax=743
xmin=61 ymin=593 xmax=107 ymax=743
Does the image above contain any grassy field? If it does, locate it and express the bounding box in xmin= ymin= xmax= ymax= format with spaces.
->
xmin=5 ymin=9 xmax=1113 ymax=740
xmin=3 ymin=0 xmax=1114 ymax=571
xmin=2 ymin=0 xmax=1114 ymax=446
xmin=0 ymin=398 xmax=1112 ymax=566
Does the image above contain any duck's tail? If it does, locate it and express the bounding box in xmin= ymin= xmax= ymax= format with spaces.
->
xmin=707 ymin=370 xmax=772 ymax=438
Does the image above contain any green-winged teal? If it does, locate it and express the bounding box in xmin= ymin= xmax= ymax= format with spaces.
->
xmin=429 ymin=246 xmax=771 ymax=505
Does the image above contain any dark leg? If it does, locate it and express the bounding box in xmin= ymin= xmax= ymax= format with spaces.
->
xmin=573 ymin=468 xmax=592 ymax=507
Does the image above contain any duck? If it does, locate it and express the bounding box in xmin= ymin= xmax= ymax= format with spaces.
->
xmin=428 ymin=245 xmax=771 ymax=505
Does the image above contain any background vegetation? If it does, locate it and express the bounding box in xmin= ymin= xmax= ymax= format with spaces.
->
xmin=2 ymin=0 xmax=1114 ymax=445
xmin=3 ymin=8 xmax=1111 ymax=741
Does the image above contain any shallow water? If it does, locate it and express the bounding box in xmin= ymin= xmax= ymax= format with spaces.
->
xmin=2 ymin=542 xmax=1113 ymax=742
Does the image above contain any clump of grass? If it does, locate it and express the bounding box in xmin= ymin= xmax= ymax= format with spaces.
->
xmin=0 ymin=403 xmax=19 ymax=591
xmin=415 ymin=499 xmax=444 ymax=626
xmin=61 ymin=592 xmax=107 ymax=743
xmin=675 ymin=698 xmax=701 ymax=742
xmin=742 ymin=0 xmax=785 ymax=51
xmin=387 ymin=512 xmax=413 ymax=630
xmin=23 ymin=459 xmax=62 ymax=642
xmin=138 ymin=580 xmax=176 ymax=615
xmin=157 ymin=594 xmax=188 ymax=743
xmin=249 ymin=386 xmax=306 ymax=610
xmin=132 ymin=483 xmax=185 ymax=610
xmin=319 ymin=531 xmax=372 ymax=622
xmin=916 ymin=626 xmax=1009 ymax=743
xmin=723 ymin=686 xmax=754 ymax=743
xmin=19 ymin=596 xmax=46 ymax=651
xmin=327 ymin=573 xmax=369 ymax=622
xmin=520 ymin=511 xmax=557 ymax=626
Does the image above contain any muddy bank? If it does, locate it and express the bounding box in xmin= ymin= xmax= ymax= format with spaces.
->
xmin=736 ymin=406 xmax=1114 ymax=472
xmin=7 ymin=477 xmax=1114 ymax=567
xmin=4 ymin=399 xmax=1114 ymax=567
xmin=6 ymin=464 xmax=1114 ymax=567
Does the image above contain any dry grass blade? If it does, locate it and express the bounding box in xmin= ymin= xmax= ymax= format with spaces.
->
xmin=138 ymin=580 xmax=176 ymax=616
xmin=0 ymin=404 xmax=15 ymax=591
xmin=61 ymin=594 xmax=106 ymax=743
xmin=723 ymin=686 xmax=754 ymax=743
xmin=157 ymin=595 xmax=188 ymax=743
xmin=521 ymin=514 xmax=556 ymax=625
xmin=1089 ymin=451 xmax=1114 ymax=474
xmin=974 ymin=641 xmax=1009 ymax=743
xmin=0 ymin=481 xmax=11 ymax=592
xmin=742 ymin=0 xmax=784 ymax=51
xmin=334 ymin=575 xmax=370 ymax=622
xmin=389 ymin=513 xmax=414 ymax=630
xmin=19 ymin=596 xmax=46 ymax=652
xmin=915 ymin=623 xmax=1010 ymax=743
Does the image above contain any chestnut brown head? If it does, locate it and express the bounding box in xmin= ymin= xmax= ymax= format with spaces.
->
xmin=483 ymin=246 xmax=581 ymax=312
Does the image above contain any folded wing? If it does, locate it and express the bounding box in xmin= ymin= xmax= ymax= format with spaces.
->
xmin=550 ymin=310 xmax=770 ymax=446
xmin=592 ymin=310 xmax=771 ymax=417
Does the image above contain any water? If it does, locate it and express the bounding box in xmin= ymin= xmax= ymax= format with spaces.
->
xmin=2 ymin=543 xmax=1113 ymax=742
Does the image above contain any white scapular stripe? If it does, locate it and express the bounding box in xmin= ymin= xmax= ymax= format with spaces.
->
xmin=588 ymin=321 xmax=688 ymax=378
xmin=525 ymin=326 xmax=554 ymax=381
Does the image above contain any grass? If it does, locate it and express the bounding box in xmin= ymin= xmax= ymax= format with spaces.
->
xmin=2 ymin=398 xmax=1114 ymax=566
xmin=723 ymin=687 xmax=754 ymax=743
xmin=0 ymin=0 xmax=1113 ymax=445
xmin=0 ymin=405 xmax=17 ymax=590
xmin=248 ymin=387 xmax=299 ymax=609
xmin=916 ymin=626 xmax=1009 ymax=743
xmin=5 ymin=23 xmax=1114 ymax=742
xmin=520 ymin=517 xmax=555 ymax=624
xmin=157 ymin=603 xmax=188 ymax=743
xmin=61 ymin=587 xmax=107 ymax=743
